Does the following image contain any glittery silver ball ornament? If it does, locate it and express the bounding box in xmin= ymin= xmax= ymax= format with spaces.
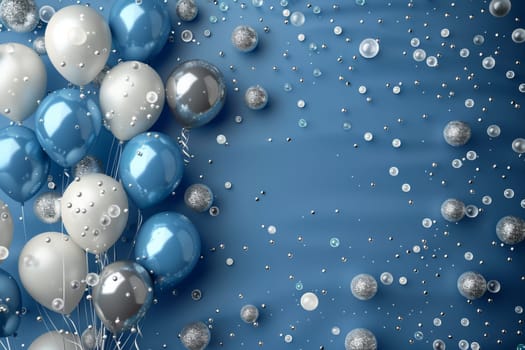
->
xmin=180 ymin=322 xmax=211 ymax=350
xmin=344 ymin=328 xmax=377 ymax=350
xmin=245 ymin=85 xmax=268 ymax=110
xmin=176 ymin=0 xmax=198 ymax=22
xmin=440 ymin=198 xmax=465 ymax=223
xmin=350 ymin=274 xmax=378 ymax=301
xmin=457 ymin=271 xmax=487 ymax=300
xmin=496 ymin=215 xmax=525 ymax=245
xmin=184 ymin=184 xmax=214 ymax=213
xmin=0 ymin=0 xmax=38 ymax=32
xmin=443 ymin=120 xmax=471 ymax=147
xmin=231 ymin=25 xmax=259 ymax=52
xmin=33 ymin=191 xmax=61 ymax=224
xmin=488 ymin=0 xmax=511 ymax=17
xmin=74 ymin=155 xmax=103 ymax=178
xmin=81 ymin=327 xmax=101 ymax=350
xmin=240 ymin=304 xmax=259 ymax=323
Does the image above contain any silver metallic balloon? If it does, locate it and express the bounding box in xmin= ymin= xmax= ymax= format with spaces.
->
xmin=18 ymin=232 xmax=87 ymax=314
xmin=240 ymin=304 xmax=259 ymax=323
xmin=350 ymin=274 xmax=378 ymax=301
xmin=0 ymin=0 xmax=38 ymax=32
xmin=344 ymin=328 xmax=377 ymax=350
xmin=176 ymin=0 xmax=198 ymax=21
xmin=184 ymin=184 xmax=214 ymax=212
xmin=61 ymin=173 xmax=129 ymax=254
xmin=0 ymin=200 xmax=13 ymax=262
xmin=28 ymin=331 xmax=82 ymax=350
xmin=244 ymin=85 xmax=268 ymax=110
xmin=100 ymin=61 xmax=165 ymax=141
xmin=33 ymin=192 xmax=61 ymax=224
xmin=440 ymin=198 xmax=465 ymax=223
xmin=457 ymin=271 xmax=487 ymax=300
xmin=489 ymin=0 xmax=511 ymax=17
xmin=180 ymin=321 xmax=211 ymax=350
xmin=73 ymin=155 xmax=103 ymax=178
xmin=92 ymin=261 xmax=153 ymax=334
xmin=166 ymin=59 xmax=226 ymax=128
xmin=231 ymin=25 xmax=259 ymax=52
xmin=496 ymin=215 xmax=525 ymax=245
xmin=443 ymin=120 xmax=471 ymax=147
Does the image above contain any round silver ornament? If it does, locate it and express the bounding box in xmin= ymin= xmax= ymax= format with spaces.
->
xmin=231 ymin=25 xmax=259 ymax=52
xmin=344 ymin=328 xmax=377 ymax=350
xmin=350 ymin=274 xmax=378 ymax=301
xmin=81 ymin=327 xmax=101 ymax=349
xmin=180 ymin=321 xmax=211 ymax=350
xmin=495 ymin=215 xmax=525 ymax=245
xmin=512 ymin=28 xmax=525 ymax=44
xmin=33 ymin=191 xmax=62 ymax=224
xmin=176 ymin=0 xmax=198 ymax=22
xmin=74 ymin=155 xmax=103 ymax=178
xmin=240 ymin=304 xmax=259 ymax=323
xmin=457 ymin=271 xmax=487 ymax=300
xmin=440 ymin=198 xmax=465 ymax=222
xmin=245 ymin=85 xmax=268 ymax=110
xmin=0 ymin=0 xmax=38 ymax=32
xmin=184 ymin=184 xmax=214 ymax=213
xmin=443 ymin=120 xmax=471 ymax=147
xmin=488 ymin=0 xmax=511 ymax=17
xmin=359 ymin=38 xmax=380 ymax=59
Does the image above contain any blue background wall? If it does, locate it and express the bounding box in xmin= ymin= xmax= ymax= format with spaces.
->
xmin=1 ymin=0 xmax=525 ymax=349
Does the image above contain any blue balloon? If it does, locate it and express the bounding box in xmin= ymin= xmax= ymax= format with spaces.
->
xmin=134 ymin=212 xmax=201 ymax=289
xmin=34 ymin=88 xmax=102 ymax=168
xmin=109 ymin=0 xmax=171 ymax=61
xmin=119 ymin=132 xmax=184 ymax=209
xmin=0 ymin=268 xmax=22 ymax=337
xmin=0 ymin=125 xmax=50 ymax=203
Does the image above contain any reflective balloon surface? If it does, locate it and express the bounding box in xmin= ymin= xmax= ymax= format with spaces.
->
xmin=0 ymin=200 xmax=14 ymax=262
xmin=0 ymin=125 xmax=50 ymax=203
xmin=100 ymin=61 xmax=165 ymax=141
xmin=45 ymin=5 xmax=111 ymax=86
xmin=0 ymin=43 xmax=47 ymax=122
xmin=35 ymin=88 xmax=102 ymax=168
xmin=92 ymin=261 xmax=153 ymax=334
xmin=109 ymin=0 xmax=170 ymax=61
xmin=0 ymin=268 xmax=21 ymax=337
xmin=18 ymin=232 xmax=87 ymax=314
xmin=135 ymin=212 xmax=201 ymax=289
xmin=119 ymin=132 xmax=184 ymax=208
xmin=166 ymin=59 xmax=226 ymax=128
xmin=28 ymin=331 xmax=82 ymax=350
xmin=61 ymin=173 xmax=129 ymax=254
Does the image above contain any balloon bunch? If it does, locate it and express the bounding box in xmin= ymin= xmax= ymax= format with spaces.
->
xmin=0 ymin=0 xmax=224 ymax=347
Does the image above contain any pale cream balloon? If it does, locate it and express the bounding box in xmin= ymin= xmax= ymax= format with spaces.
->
xmin=61 ymin=173 xmax=129 ymax=254
xmin=18 ymin=232 xmax=87 ymax=315
xmin=0 ymin=43 xmax=47 ymax=122
xmin=29 ymin=331 xmax=82 ymax=350
xmin=45 ymin=5 xmax=111 ymax=86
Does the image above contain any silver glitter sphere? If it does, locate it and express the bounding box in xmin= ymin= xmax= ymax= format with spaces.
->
xmin=512 ymin=28 xmax=525 ymax=44
xmin=488 ymin=0 xmax=511 ymax=17
xmin=231 ymin=25 xmax=259 ymax=52
xmin=184 ymin=184 xmax=214 ymax=213
xmin=457 ymin=271 xmax=487 ymax=300
xmin=350 ymin=274 xmax=378 ymax=301
xmin=180 ymin=321 xmax=211 ymax=350
xmin=344 ymin=328 xmax=377 ymax=350
xmin=443 ymin=120 xmax=471 ymax=147
xmin=0 ymin=0 xmax=38 ymax=32
xmin=495 ymin=215 xmax=525 ymax=245
xmin=33 ymin=191 xmax=61 ymax=224
xmin=81 ymin=327 xmax=101 ymax=350
xmin=74 ymin=155 xmax=103 ymax=178
xmin=245 ymin=85 xmax=268 ymax=110
xmin=176 ymin=0 xmax=198 ymax=22
xmin=240 ymin=304 xmax=259 ymax=323
xmin=440 ymin=198 xmax=466 ymax=223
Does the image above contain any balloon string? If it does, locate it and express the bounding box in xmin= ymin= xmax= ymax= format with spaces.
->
xmin=179 ymin=127 xmax=192 ymax=164
xmin=127 ymin=209 xmax=143 ymax=260
xmin=20 ymin=204 xmax=28 ymax=242
xmin=6 ymin=338 xmax=10 ymax=350
xmin=134 ymin=323 xmax=143 ymax=350
xmin=64 ymin=315 xmax=81 ymax=342
xmin=106 ymin=137 xmax=117 ymax=175
xmin=0 ymin=339 xmax=8 ymax=350
xmin=111 ymin=142 xmax=124 ymax=180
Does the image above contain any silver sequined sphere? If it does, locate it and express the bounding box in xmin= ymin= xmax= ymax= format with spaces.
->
xmin=74 ymin=155 xmax=103 ymax=178
xmin=33 ymin=192 xmax=61 ymax=224
xmin=489 ymin=0 xmax=511 ymax=17
xmin=457 ymin=271 xmax=487 ymax=300
xmin=180 ymin=322 xmax=211 ymax=350
xmin=443 ymin=120 xmax=471 ymax=147
xmin=344 ymin=328 xmax=377 ymax=350
xmin=245 ymin=85 xmax=268 ymax=110
xmin=231 ymin=25 xmax=259 ymax=52
xmin=0 ymin=0 xmax=38 ymax=32
xmin=440 ymin=198 xmax=466 ymax=222
xmin=240 ymin=304 xmax=259 ymax=323
xmin=496 ymin=215 xmax=525 ymax=245
xmin=81 ymin=327 xmax=101 ymax=350
xmin=176 ymin=0 xmax=198 ymax=21
xmin=184 ymin=184 xmax=214 ymax=213
xmin=350 ymin=274 xmax=378 ymax=301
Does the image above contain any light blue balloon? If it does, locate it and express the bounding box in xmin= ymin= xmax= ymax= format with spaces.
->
xmin=34 ymin=89 xmax=102 ymax=168
xmin=119 ymin=132 xmax=184 ymax=209
xmin=109 ymin=0 xmax=171 ymax=61
xmin=0 ymin=268 xmax=22 ymax=337
xmin=134 ymin=212 xmax=201 ymax=289
xmin=0 ymin=125 xmax=50 ymax=203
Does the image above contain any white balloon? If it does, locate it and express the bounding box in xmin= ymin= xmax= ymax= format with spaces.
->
xmin=0 ymin=43 xmax=47 ymax=122
xmin=61 ymin=173 xmax=129 ymax=254
xmin=0 ymin=199 xmax=13 ymax=263
xmin=100 ymin=61 xmax=165 ymax=141
xmin=18 ymin=232 xmax=87 ymax=315
xmin=29 ymin=331 xmax=82 ymax=350
xmin=45 ymin=5 xmax=111 ymax=86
